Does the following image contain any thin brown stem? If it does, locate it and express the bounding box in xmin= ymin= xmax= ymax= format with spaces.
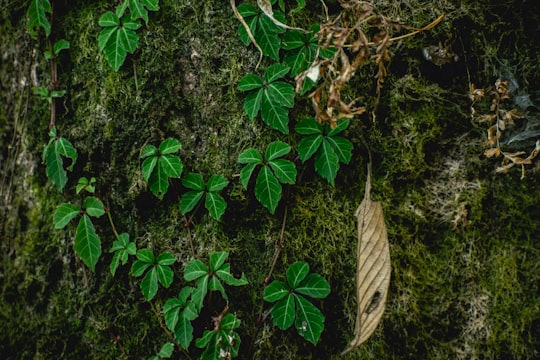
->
xmin=150 ymin=302 xmax=192 ymax=359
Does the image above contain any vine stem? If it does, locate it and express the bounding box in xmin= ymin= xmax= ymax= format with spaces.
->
xmin=150 ymin=302 xmax=192 ymax=359
xmin=248 ymin=189 xmax=289 ymax=356
xmin=48 ymin=38 xmax=57 ymax=129
xmin=105 ymin=203 xmax=120 ymax=240
xmin=183 ymin=199 xmax=204 ymax=257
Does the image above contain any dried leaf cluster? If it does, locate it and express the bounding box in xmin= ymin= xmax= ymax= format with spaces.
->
xmin=471 ymin=79 xmax=539 ymax=178
xmin=296 ymin=1 xmax=443 ymax=126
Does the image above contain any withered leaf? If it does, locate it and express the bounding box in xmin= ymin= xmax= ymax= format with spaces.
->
xmin=342 ymin=164 xmax=391 ymax=355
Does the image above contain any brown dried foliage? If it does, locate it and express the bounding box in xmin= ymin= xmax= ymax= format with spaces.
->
xmin=471 ymin=79 xmax=539 ymax=179
xmin=296 ymin=1 xmax=443 ymax=127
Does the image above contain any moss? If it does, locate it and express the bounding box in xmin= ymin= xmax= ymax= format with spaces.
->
xmin=2 ymin=0 xmax=540 ymax=359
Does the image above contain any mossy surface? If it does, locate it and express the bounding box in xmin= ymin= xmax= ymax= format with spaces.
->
xmin=1 ymin=0 xmax=539 ymax=359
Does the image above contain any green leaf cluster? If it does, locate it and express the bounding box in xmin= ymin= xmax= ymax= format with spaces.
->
xmin=179 ymin=173 xmax=229 ymax=221
xmin=237 ymin=1 xmax=286 ymax=61
xmin=109 ymin=233 xmax=137 ymax=276
xmin=98 ymin=0 xmax=159 ymax=71
xmin=163 ymin=252 xmax=247 ymax=352
xmin=132 ymin=249 xmax=175 ymax=301
xmin=184 ymin=251 xmax=248 ymax=308
xmin=34 ymin=87 xmax=66 ymax=105
xmin=27 ymin=0 xmax=52 ymax=39
xmin=141 ymin=138 xmax=183 ymax=200
xmin=238 ymin=63 xmax=295 ymax=134
xmin=238 ymin=141 xmax=297 ymax=214
xmin=42 ymin=127 xmax=78 ymax=191
xmin=196 ymin=313 xmax=241 ymax=360
xmin=54 ymin=197 xmax=105 ymax=271
xmin=76 ymin=176 xmax=96 ymax=194
xmin=264 ymin=261 xmax=330 ymax=344
xmin=295 ymin=118 xmax=353 ymax=186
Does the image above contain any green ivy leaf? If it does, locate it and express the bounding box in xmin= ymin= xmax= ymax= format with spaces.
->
xmin=215 ymin=265 xmax=248 ymax=287
xmin=286 ymin=261 xmax=310 ymax=288
xmin=210 ymin=251 xmax=228 ymax=271
xmin=159 ymin=154 xmax=183 ymax=178
xmin=141 ymin=157 xmax=157 ymax=182
xmin=53 ymin=39 xmax=70 ymax=56
xmin=238 ymin=148 xmax=263 ymax=164
xmin=156 ymin=342 xmax=174 ymax=358
xmin=269 ymin=159 xmax=297 ymax=184
xmin=243 ymin=88 xmax=264 ymax=120
xmin=261 ymin=93 xmax=290 ymax=134
xmin=179 ymin=191 xmax=204 ymax=215
xmin=109 ymin=233 xmax=136 ymax=276
xmin=184 ymin=259 xmax=209 ymax=281
xmin=174 ymin=313 xmax=195 ymax=349
xmin=265 ymin=140 xmax=291 ymax=161
xmin=272 ymin=293 xmax=295 ymax=330
xmin=55 ymin=137 xmax=78 ymax=171
xmin=327 ymin=118 xmax=350 ymax=136
xmin=206 ymin=175 xmax=229 ymax=192
xmin=205 ymin=192 xmax=227 ymax=221
xmin=295 ymin=117 xmax=323 ymax=135
xmin=27 ymin=0 xmax=52 ymax=39
xmin=182 ymin=172 xmax=205 ymax=191
xmin=239 ymin=162 xmax=258 ymax=188
xmin=315 ymin=139 xmax=339 ymax=186
xmin=264 ymin=63 xmax=290 ymax=83
xmin=295 ymin=273 xmax=331 ymax=299
xmin=265 ymin=261 xmax=330 ymax=344
xmin=141 ymin=144 xmax=158 ymax=158
xmin=142 ymin=139 xmax=182 ymax=199
xmin=98 ymin=12 xmax=141 ymax=71
xmin=141 ymin=267 xmax=159 ymax=300
xmin=76 ymin=177 xmax=96 ymax=194
xmin=84 ymin=196 xmax=105 ymax=217
xmin=255 ymin=166 xmax=282 ymax=214
xmin=53 ymin=203 xmax=80 ymax=229
xmin=74 ymin=214 xmax=102 ymax=271
xmin=297 ymin=135 xmax=323 ymax=162
xmin=267 ymin=81 xmax=295 ymax=108
xmin=263 ymin=280 xmax=290 ymax=302
xmin=238 ymin=73 xmax=264 ymax=91
xmin=294 ymin=294 xmax=325 ymax=344
xmin=159 ymin=138 xmax=181 ymax=154
xmin=326 ymin=136 xmax=353 ymax=164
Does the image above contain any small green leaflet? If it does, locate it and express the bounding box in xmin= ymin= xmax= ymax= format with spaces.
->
xmin=295 ymin=118 xmax=353 ymax=186
xmin=131 ymin=249 xmax=175 ymax=301
xmin=42 ymin=127 xmax=78 ymax=191
xmin=74 ymin=214 xmax=102 ymax=271
xmin=179 ymin=173 xmax=229 ymax=220
xmin=53 ymin=197 xmax=105 ymax=271
xmin=148 ymin=342 xmax=173 ymax=360
xmin=238 ymin=64 xmax=295 ymax=134
xmin=27 ymin=0 xmax=52 ymax=39
xmin=195 ymin=313 xmax=242 ymax=359
xmin=163 ymin=287 xmax=198 ymax=349
xmin=128 ymin=0 xmax=160 ymax=24
xmin=109 ymin=233 xmax=137 ymax=276
xmin=183 ymin=252 xmax=248 ymax=308
xmin=237 ymin=3 xmax=286 ymax=61
xmin=237 ymin=141 xmax=296 ymax=214
xmin=263 ymin=261 xmax=330 ymax=345
xmin=140 ymin=138 xmax=183 ymax=200
xmin=44 ymin=39 xmax=70 ymax=60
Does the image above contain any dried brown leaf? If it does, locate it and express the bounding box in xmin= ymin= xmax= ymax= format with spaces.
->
xmin=342 ymin=164 xmax=391 ymax=355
